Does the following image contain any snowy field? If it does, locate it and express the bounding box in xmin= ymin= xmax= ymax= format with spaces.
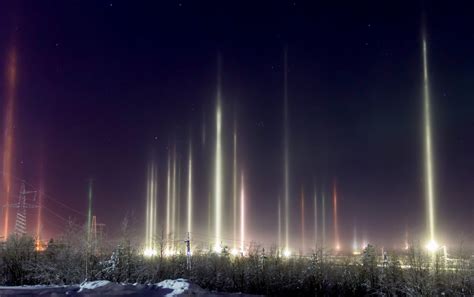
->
xmin=0 ymin=279 xmax=261 ymax=296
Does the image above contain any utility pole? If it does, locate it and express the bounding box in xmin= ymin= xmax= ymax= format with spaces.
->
xmin=3 ymin=181 xmax=38 ymax=237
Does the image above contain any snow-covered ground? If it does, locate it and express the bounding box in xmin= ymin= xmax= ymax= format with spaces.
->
xmin=0 ymin=279 xmax=262 ymax=296
xmin=78 ymin=280 xmax=112 ymax=292
xmin=156 ymin=278 xmax=190 ymax=296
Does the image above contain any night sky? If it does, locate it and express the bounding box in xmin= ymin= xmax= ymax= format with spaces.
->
xmin=0 ymin=1 xmax=473 ymax=248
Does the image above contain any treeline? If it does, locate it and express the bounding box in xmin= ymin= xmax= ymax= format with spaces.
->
xmin=0 ymin=224 xmax=472 ymax=296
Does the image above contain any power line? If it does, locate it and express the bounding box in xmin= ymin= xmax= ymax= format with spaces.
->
xmin=0 ymin=172 xmax=86 ymax=217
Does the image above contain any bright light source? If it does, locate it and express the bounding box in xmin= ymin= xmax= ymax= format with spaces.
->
xmin=361 ymin=241 xmax=368 ymax=250
xmin=35 ymin=239 xmax=46 ymax=252
xmin=144 ymin=248 xmax=157 ymax=257
xmin=230 ymin=248 xmax=239 ymax=256
xmin=425 ymin=240 xmax=439 ymax=253
xmin=213 ymin=244 xmax=222 ymax=254
xmin=283 ymin=249 xmax=291 ymax=258
xmin=164 ymin=249 xmax=174 ymax=257
xmin=352 ymin=242 xmax=359 ymax=255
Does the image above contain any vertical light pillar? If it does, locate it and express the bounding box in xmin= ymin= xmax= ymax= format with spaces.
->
xmin=2 ymin=47 xmax=16 ymax=239
xmin=214 ymin=55 xmax=223 ymax=252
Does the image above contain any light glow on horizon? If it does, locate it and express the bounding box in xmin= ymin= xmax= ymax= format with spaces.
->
xmin=425 ymin=239 xmax=439 ymax=253
xmin=231 ymin=248 xmax=239 ymax=256
xmin=144 ymin=247 xmax=157 ymax=257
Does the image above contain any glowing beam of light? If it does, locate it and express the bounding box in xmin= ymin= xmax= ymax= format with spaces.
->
xmin=321 ymin=192 xmax=326 ymax=249
xmin=422 ymin=32 xmax=436 ymax=244
xmin=166 ymin=151 xmax=171 ymax=249
xmin=145 ymin=162 xmax=158 ymax=255
xmin=2 ymin=47 xmax=16 ymax=239
xmin=171 ymin=146 xmax=177 ymax=249
xmin=313 ymin=186 xmax=317 ymax=249
xmin=208 ymin=191 xmax=212 ymax=240
xmin=300 ymin=187 xmax=305 ymax=254
xmin=87 ymin=180 xmax=93 ymax=241
xmin=187 ymin=142 xmax=192 ymax=237
xmin=240 ymin=171 xmax=245 ymax=253
xmin=201 ymin=110 xmax=206 ymax=148
xmin=152 ymin=164 xmax=157 ymax=249
xmin=333 ymin=180 xmax=340 ymax=251
xmin=278 ymin=197 xmax=281 ymax=250
xmin=352 ymin=225 xmax=358 ymax=252
xmin=36 ymin=156 xmax=44 ymax=248
xmin=214 ymin=55 xmax=223 ymax=252
xmin=283 ymin=47 xmax=290 ymax=252
xmin=405 ymin=228 xmax=410 ymax=250
xmin=232 ymin=124 xmax=237 ymax=249
xmin=145 ymin=166 xmax=150 ymax=248
xmin=176 ymin=157 xmax=181 ymax=241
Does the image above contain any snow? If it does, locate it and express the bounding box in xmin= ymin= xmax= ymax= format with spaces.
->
xmin=0 ymin=279 xmax=263 ymax=296
xmin=0 ymin=285 xmax=65 ymax=290
xmin=156 ymin=278 xmax=190 ymax=296
xmin=0 ymin=279 xmax=193 ymax=296
xmin=78 ymin=280 xmax=112 ymax=292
